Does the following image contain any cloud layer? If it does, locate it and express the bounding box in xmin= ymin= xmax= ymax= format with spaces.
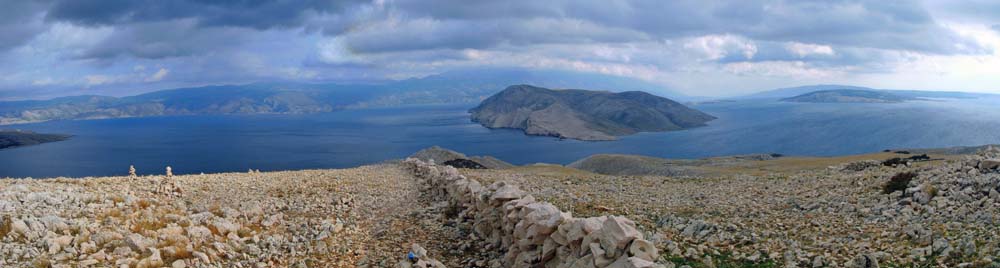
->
xmin=1 ymin=0 xmax=999 ymax=99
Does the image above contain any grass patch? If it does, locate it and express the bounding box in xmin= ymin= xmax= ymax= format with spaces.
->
xmin=662 ymin=253 xmax=779 ymax=268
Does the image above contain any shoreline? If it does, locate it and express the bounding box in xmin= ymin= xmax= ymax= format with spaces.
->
xmin=4 ymin=145 xmax=993 ymax=180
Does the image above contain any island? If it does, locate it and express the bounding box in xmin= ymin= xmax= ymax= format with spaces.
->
xmin=781 ymin=89 xmax=916 ymax=103
xmin=0 ymin=130 xmax=70 ymax=149
xmin=468 ymin=84 xmax=716 ymax=141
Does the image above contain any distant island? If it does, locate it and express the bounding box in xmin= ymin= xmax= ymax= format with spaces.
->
xmin=741 ymin=84 xmax=996 ymax=100
xmin=469 ymin=85 xmax=716 ymax=141
xmin=0 ymin=130 xmax=70 ymax=149
xmin=781 ymin=89 xmax=916 ymax=103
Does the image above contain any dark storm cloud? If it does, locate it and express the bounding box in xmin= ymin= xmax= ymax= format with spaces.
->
xmin=358 ymin=0 xmax=983 ymax=55
xmin=77 ymin=20 xmax=252 ymax=59
xmin=41 ymin=0 xmax=373 ymax=60
xmin=339 ymin=18 xmax=648 ymax=54
xmin=1 ymin=0 xmax=998 ymax=99
xmin=45 ymin=0 xmax=368 ymax=30
xmin=0 ymin=1 xmax=48 ymax=50
xmin=1 ymin=0 xmax=987 ymax=59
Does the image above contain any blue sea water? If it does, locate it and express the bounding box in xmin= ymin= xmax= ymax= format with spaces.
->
xmin=2 ymin=98 xmax=1000 ymax=178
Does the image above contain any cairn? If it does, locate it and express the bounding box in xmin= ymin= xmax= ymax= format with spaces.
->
xmin=154 ymin=166 xmax=181 ymax=196
xmin=129 ymin=165 xmax=137 ymax=178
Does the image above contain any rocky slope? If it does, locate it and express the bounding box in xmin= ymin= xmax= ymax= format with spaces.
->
xmin=3 ymin=147 xmax=999 ymax=267
xmin=409 ymin=146 xmax=514 ymax=169
xmin=0 ymin=165 xmax=475 ymax=267
xmin=469 ymin=85 xmax=715 ymax=141
xmin=781 ymin=89 xmax=915 ymax=103
xmin=465 ymin=147 xmax=1000 ymax=267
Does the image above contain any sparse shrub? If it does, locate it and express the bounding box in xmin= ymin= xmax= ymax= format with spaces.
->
xmin=926 ymin=185 xmax=938 ymax=198
xmin=135 ymin=199 xmax=153 ymax=209
xmin=882 ymin=157 xmax=907 ymax=167
xmin=0 ymin=215 xmax=10 ymax=238
xmin=443 ymin=158 xmax=487 ymax=169
xmin=883 ymin=155 xmax=932 ymax=167
xmin=31 ymin=258 xmax=51 ymax=268
xmin=884 ymin=171 xmax=917 ymax=194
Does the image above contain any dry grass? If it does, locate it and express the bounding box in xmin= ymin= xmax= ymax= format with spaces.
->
xmin=689 ymin=152 xmax=959 ymax=176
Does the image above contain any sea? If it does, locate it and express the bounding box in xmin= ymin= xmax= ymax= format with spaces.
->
xmin=3 ymin=98 xmax=1000 ymax=178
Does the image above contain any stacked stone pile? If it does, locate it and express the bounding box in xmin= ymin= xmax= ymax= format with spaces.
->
xmin=403 ymin=158 xmax=664 ymax=268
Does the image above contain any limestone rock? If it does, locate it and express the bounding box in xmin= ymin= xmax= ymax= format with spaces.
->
xmin=628 ymin=239 xmax=658 ymax=262
xmin=600 ymin=216 xmax=642 ymax=254
xmin=125 ymin=234 xmax=153 ymax=252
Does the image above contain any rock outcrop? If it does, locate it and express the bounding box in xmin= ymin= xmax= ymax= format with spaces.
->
xmin=469 ymin=85 xmax=715 ymax=141
xmin=409 ymin=146 xmax=514 ymax=169
xmin=403 ymin=158 xmax=664 ymax=267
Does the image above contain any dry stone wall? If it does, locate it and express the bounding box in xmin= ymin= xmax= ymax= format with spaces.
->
xmin=403 ymin=158 xmax=664 ymax=268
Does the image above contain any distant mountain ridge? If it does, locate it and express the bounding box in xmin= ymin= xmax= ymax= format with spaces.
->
xmin=781 ymin=89 xmax=916 ymax=103
xmin=469 ymin=85 xmax=716 ymax=141
xmin=0 ymin=69 xmax=687 ymax=125
xmin=741 ymin=84 xmax=996 ymax=100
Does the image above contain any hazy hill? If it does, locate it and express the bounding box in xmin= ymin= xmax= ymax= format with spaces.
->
xmin=469 ymin=85 xmax=715 ymax=141
xmin=741 ymin=84 xmax=996 ymax=100
xmin=741 ymin=85 xmax=872 ymax=99
xmin=0 ymin=69 xmax=689 ymax=125
xmin=781 ymin=89 xmax=915 ymax=103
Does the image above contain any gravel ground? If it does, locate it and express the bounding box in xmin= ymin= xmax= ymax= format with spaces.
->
xmin=0 ymin=164 xmax=467 ymax=267
xmin=3 ymin=147 xmax=999 ymax=268
xmin=463 ymin=149 xmax=1000 ymax=267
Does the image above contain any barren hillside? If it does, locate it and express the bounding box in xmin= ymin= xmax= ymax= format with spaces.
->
xmin=2 ymin=147 xmax=999 ymax=267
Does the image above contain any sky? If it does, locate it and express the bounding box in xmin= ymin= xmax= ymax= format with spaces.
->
xmin=1 ymin=0 xmax=999 ymax=100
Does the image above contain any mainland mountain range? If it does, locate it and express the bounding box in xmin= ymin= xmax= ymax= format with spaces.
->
xmin=1 ymin=70 xmax=995 ymax=126
xmin=0 ymin=69 xmax=681 ymax=125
